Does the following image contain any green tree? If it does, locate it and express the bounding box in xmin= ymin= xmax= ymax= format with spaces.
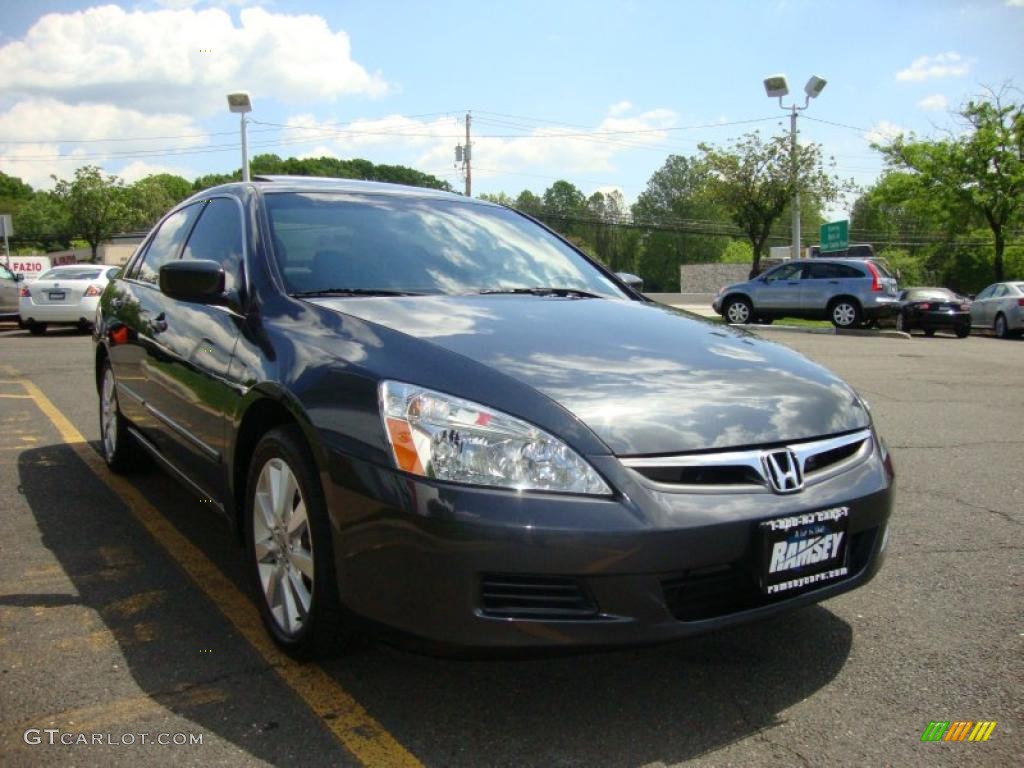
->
xmin=478 ymin=192 xmax=516 ymax=206
xmin=126 ymin=174 xmax=193 ymax=230
xmin=699 ymin=131 xmax=843 ymax=275
xmin=514 ymin=190 xmax=543 ymax=216
xmin=13 ymin=192 xmax=73 ymax=252
xmin=52 ymin=166 xmax=130 ymax=261
xmin=875 ymin=88 xmax=1023 ymax=281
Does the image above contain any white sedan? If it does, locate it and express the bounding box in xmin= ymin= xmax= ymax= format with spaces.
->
xmin=19 ymin=264 xmax=121 ymax=335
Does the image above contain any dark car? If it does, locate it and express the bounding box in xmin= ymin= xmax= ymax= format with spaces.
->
xmin=895 ymin=287 xmax=971 ymax=337
xmin=94 ymin=177 xmax=895 ymax=658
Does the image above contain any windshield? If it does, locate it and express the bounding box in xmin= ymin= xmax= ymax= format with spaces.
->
xmin=39 ymin=268 xmax=101 ymax=280
xmin=264 ymin=193 xmax=625 ymax=298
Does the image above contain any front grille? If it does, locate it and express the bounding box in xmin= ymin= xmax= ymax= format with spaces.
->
xmin=480 ymin=574 xmax=598 ymax=620
xmin=662 ymin=527 xmax=878 ymax=622
xmin=621 ymin=429 xmax=873 ymax=493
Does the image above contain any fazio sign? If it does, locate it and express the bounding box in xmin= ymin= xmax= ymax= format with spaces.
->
xmin=819 ymin=220 xmax=849 ymax=253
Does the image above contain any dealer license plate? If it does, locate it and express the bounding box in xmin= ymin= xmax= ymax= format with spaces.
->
xmin=48 ymin=291 xmax=66 ymax=301
xmin=760 ymin=506 xmax=850 ymax=595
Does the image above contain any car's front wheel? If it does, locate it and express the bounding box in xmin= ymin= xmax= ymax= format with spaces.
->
xmin=956 ymin=325 xmax=970 ymax=339
xmin=724 ymin=297 xmax=753 ymax=325
xmin=27 ymin=322 xmax=47 ymax=335
xmin=830 ymin=300 xmax=861 ymax=329
xmin=245 ymin=425 xmax=348 ymax=659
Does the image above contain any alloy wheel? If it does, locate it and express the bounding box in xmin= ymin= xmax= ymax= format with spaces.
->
xmin=252 ymin=457 xmax=314 ymax=637
xmin=101 ymin=368 xmax=118 ymax=459
xmin=833 ymin=303 xmax=857 ymax=327
xmin=726 ymin=300 xmax=751 ymax=324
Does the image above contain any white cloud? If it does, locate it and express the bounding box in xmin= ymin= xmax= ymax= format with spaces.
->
xmin=896 ymin=52 xmax=971 ymax=81
xmin=1006 ymin=0 xmax=1024 ymax=7
xmin=0 ymin=98 xmax=208 ymax=187
xmin=864 ymin=121 xmax=907 ymax=144
xmin=274 ymin=104 xmax=679 ymax=183
xmin=916 ymin=94 xmax=949 ymax=111
xmin=608 ymin=101 xmax=633 ymax=116
xmin=117 ymin=160 xmax=198 ymax=184
xmin=0 ymin=5 xmax=387 ymax=114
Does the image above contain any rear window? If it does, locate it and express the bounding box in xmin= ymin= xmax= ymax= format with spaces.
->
xmin=1010 ymin=283 xmax=1024 ymax=294
xmin=905 ymin=288 xmax=955 ymax=301
xmin=38 ymin=268 xmax=101 ymax=280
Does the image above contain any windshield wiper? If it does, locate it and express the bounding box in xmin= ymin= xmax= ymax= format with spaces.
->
xmin=289 ymin=288 xmax=427 ymax=298
xmin=475 ymin=287 xmax=603 ymax=298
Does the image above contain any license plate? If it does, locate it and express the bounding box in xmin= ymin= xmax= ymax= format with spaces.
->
xmin=760 ymin=507 xmax=850 ymax=595
xmin=48 ymin=291 xmax=66 ymax=301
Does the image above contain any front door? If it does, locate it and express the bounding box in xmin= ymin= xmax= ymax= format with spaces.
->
xmin=753 ymin=262 xmax=806 ymax=312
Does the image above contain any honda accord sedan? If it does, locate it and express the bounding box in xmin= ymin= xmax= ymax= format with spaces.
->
xmin=94 ymin=177 xmax=894 ymax=658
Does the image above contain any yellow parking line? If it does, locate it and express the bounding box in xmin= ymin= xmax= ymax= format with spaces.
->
xmin=18 ymin=377 xmax=423 ymax=768
xmin=0 ymin=394 xmax=31 ymax=398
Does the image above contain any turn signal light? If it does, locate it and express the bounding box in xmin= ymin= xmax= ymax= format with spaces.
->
xmin=19 ymin=286 xmax=30 ymax=298
xmin=1018 ymin=298 xmax=1024 ymax=307
xmin=84 ymin=285 xmax=102 ymax=297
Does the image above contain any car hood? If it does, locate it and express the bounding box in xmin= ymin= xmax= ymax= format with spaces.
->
xmin=310 ymin=295 xmax=870 ymax=455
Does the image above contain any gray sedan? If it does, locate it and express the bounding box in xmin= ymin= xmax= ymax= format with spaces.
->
xmin=970 ymin=281 xmax=1024 ymax=339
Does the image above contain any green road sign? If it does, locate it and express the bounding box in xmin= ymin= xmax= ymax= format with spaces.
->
xmin=820 ymin=220 xmax=849 ymax=253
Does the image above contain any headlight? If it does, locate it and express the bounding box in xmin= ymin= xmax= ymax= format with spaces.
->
xmin=379 ymin=381 xmax=611 ymax=496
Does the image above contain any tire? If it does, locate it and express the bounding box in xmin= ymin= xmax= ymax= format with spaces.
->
xmin=895 ymin=313 xmax=909 ymax=333
xmin=724 ymin=297 xmax=753 ymax=325
xmin=829 ymin=299 xmax=861 ymax=329
xmin=245 ymin=425 xmax=348 ymax=659
xmin=28 ymin=322 xmax=47 ymax=335
xmin=923 ymin=329 xmax=936 ymax=337
xmin=994 ymin=313 xmax=1009 ymax=339
xmin=99 ymin=360 xmax=144 ymax=473
xmin=955 ymin=325 xmax=970 ymax=339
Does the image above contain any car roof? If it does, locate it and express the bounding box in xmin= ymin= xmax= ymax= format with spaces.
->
xmin=190 ymin=175 xmax=481 ymax=204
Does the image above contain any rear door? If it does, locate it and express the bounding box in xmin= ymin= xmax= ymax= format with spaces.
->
xmin=800 ymin=261 xmax=844 ymax=312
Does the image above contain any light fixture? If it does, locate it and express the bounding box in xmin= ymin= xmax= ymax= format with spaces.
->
xmin=804 ymin=75 xmax=827 ymax=99
xmin=763 ymin=75 xmax=789 ymax=99
xmin=226 ymin=92 xmax=252 ymax=113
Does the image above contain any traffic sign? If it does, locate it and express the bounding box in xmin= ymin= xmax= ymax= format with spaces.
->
xmin=820 ymin=220 xmax=849 ymax=253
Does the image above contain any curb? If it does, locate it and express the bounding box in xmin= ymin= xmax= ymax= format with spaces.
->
xmin=736 ymin=324 xmax=911 ymax=340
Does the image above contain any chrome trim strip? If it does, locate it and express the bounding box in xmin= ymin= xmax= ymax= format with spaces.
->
xmin=620 ymin=429 xmax=874 ymax=495
xmin=142 ymin=401 xmax=221 ymax=462
xmin=126 ymin=425 xmax=223 ymax=511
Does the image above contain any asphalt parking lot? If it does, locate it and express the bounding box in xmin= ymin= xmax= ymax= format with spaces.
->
xmin=0 ymin=324 xmax=1020 ymax=767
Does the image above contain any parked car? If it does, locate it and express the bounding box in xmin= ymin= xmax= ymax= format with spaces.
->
xmin=95 ymin=177 xmax=894 ymax=658
xmin=895 ymin=287 xmax=971 ymax=338
xmin=713 ymin=257 xmax=900 ymax=328
xmin=969 ymin=281 xmax=1024 ymax=339
xmin=19 ymin=264 xmax=120 ymax=334
xmin=0 ymin=263 xmax=20 ymax=320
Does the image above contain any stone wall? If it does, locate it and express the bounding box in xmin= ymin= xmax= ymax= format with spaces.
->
xmin=679 ymin=263 xmax=751 ymax=293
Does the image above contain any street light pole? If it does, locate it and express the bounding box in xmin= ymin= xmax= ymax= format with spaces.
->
xmin=763 ymin=74 xmax=827 ymax=260
xmin=227 ymin=92 xmax=253 ymax=182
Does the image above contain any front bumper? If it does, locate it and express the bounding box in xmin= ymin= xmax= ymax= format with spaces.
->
xmin=321 ymin=442 xmax=894 ymax=649
xmin=20 ymin=296 xmax=99 ymax=325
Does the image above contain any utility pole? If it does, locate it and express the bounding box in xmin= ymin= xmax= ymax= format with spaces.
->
xmin=464 ymin=111 xmax=472 ymax=197
xmin=790 ymin=106 xmax=799 ymax=260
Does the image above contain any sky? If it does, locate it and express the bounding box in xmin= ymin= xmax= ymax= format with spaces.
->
xmin=0 ymin=0 xmax=1022 ymax=219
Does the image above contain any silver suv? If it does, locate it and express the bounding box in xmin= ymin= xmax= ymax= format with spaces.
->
xmin=712 ymin=258 xmax=900 ymax=328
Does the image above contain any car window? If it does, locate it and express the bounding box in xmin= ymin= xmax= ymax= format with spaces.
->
xmin=868 ymin=259 xmax=893 ymax=278
xmin=181 ymin=198 xmax=244 ymax=293
xmin=764 ymin=263 xmax=804 ymax=281
xmin=805 ymin=262 xmax=841 ymax=279
xmin=264 ymin=193 xmax=625 ymax=298
xmin=992 ymin=285 xmax=1008 ymax=299
xmin=1010 ymin=283 xmax=1024 ymax=294
xmin=135 ymin=203 xmax=204 ymax=286
xmin=906 ymin=288 xmax=955 ymax=301
xmin=974 ymin=285 xmax=994 ymax=300
xmin=105 ymin=268 xmax=122 ymax=280
xmin=39 ymin=268 xmax=102 ymax=280
xmin=833 ymin=264 xmax=864 ymax=278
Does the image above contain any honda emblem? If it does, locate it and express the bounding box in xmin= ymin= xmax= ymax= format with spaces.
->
xmin=762 ymin=449 xmax=804 ymax=493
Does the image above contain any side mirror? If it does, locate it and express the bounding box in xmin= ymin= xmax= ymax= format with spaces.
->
xmin=615 ymin=272 xmax=644 ymax=292
xmin=13 ymin=273 xmax=23 ymax=282
xmin=160 ymin=260 xmax=226 ymax=304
